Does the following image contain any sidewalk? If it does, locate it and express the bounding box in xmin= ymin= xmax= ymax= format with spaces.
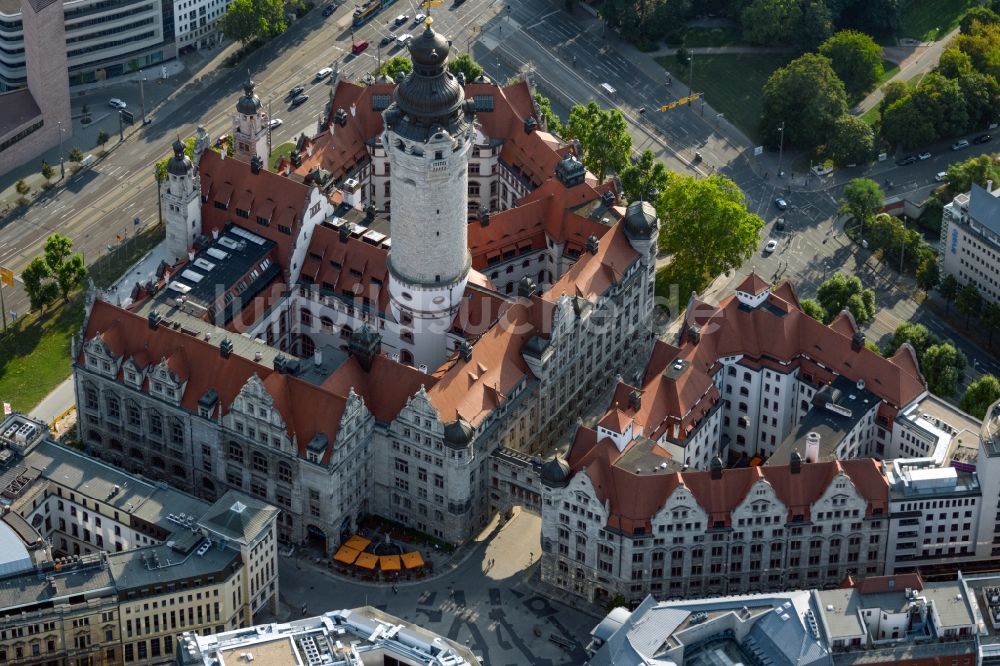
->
xmin=28 ymin=377 xmax=76 ymax=436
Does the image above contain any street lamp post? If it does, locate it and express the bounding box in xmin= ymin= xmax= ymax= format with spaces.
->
xmin=139 ymin=75 xmax=147 ymax=123
xmin=900 ymin=216 xmax=906 ymax=273
xmin=57 ymin=120 xmax=65 ymax=179
xmin=777 ymin=121 xmax=785 ymax=177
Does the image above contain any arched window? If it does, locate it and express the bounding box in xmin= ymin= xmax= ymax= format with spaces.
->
xmin=87 ymin=430 xmax=103 ymax=444
xmin=252 ymin=452 xmax=268 ymax=474
xmin=320 ymin=316 xmax=334 ymax=333
xmin=340 ymin=325 xmax=353 ymax=339
xmin=277 ymin=461 xmax=293 ymax=484
xmin=172 ymin=464 xmax=186 ymax=478
xmin=203 ymin=477 xmax=216 ymax=491
xmin=151 ymin=456 xmax=165 ymax=469
xmin=300 ymin=335 xmax=316 ymax=357
xmin=400 ymin=350 xmax=414 ymax=366
xmin=300 ymin=308 xmax=313 ymax=327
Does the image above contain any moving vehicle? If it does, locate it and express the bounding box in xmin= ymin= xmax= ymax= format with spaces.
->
xmin=414 ymin=12 xmax=425 ymax=23
xmin=394 ymin=13 xmax=408 ymax=25
xmin=918 ymin=151 xmax=931 ymax=160
xmin=774 ymin=197 xmax=788 ymax=210
xmin=396 ymin=33 xmax=413 ymax=47
xmin=935 ymin=171 xmax=948 ymax=182
xmin=380 ymin=33 xmax=395 ymax=46
xmin=108 ymin=98 xmax=126 ymax=110
xmin=895 ymin=155 xmax=917 ymax=166
xmin=352 ymin=0 xmax=398 ymax=27
xmin=316 ymin=67 xmax=333 ymax=79
xmin=974 ymin=134 xmax=993 ymax=145
xmin=775 ymin=218 xmax=786 ymax=231
xmin=268 ymin=118 xmax=283 ymax=129
xmin=287 ymin=85 xmax=304 ymax=98
xmin=764 ymin=240 xmax=778 ymax=254
xmin=952 ymin=139 xmax=970 ymax=151
xmin=352 ymin=39 xmax=370 ymax=54
xmin=322 ymin=4 xmax=335 ymax=16
xmin=291 ymin=94 xmax=309 ymax=108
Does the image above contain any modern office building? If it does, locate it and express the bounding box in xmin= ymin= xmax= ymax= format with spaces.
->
xmin=175 ymin=607 xmax=479 ymax=666
xmin=0 ymin=412 xmax=279 ymax=666
xmin=940 ymin=182 xmax=1000 ymax=306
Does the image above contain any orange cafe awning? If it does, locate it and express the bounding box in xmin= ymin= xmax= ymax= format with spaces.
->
xmin=333 ymin=546 xmax=361 ymax=565
xmin=380 ymin=555 xmax=401 ymax=571
xmin=345 ymin=535 xmax=372 ymax=551
xmin=355 ymin=552 xmax=378 ymax=570
xmin=401 ymin=551 xmax=425 ymax=569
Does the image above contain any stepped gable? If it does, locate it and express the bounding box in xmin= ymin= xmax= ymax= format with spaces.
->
xmin=322 ymin=354 xmax=434 ymax=424
xmin=199 ymin=150 xmax=309 ymax=271
xmin=428 ymin=302 xmax=533 ymax=426
xmin=829 ymin=310 xmax=859 ymax=336
xmin=300 ymin=224 xmax=391 ymax=312
xmin=261 ymin=373 xmax=346 ymax=464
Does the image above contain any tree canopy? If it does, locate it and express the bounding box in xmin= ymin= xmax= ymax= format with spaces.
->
xmin=621 ymin=150 xmax=670 ymax=202
xmin=656 ymin=173 xmax=764 ymax=300
xmin=956 ymin=281 xmax=983 ymax=328
xmin=945 ymin=154 xmax=1000 ymax=194
xmin=760 ymin=53 xmax=848 ymax=149
xmin=922 ymin=342 xmax=966 ymax=397
xmin=815 ymin=273 xmax=876 ymax=324
xmin=377 ymin=56 xmax=412 ymax=80
xmin=826 ymin=115 xmax=874 ymax=166
xmin=884 ymin=321 xmax=938 ymax=358
xmin=565 ymin=101 xmax=633 ymax=181
xmin=219 ymin=0 xmax=286 ymax=46
xmin=533 ymin=92 xmax=563 ymax=136
xmin=839 ymin=178 xmax=883 ymax=226
xmin=21 ymin=234 xmax=87 ymax=310
xmin=448 ymin=53 xmax=484 ymax=82
xmin=800 ymin=298 xmax=827 ymax=321
xmin=961 ymin=374 xmax=1000 ymax=418
xmin=818 ymin=30 xmax=884 ymax=100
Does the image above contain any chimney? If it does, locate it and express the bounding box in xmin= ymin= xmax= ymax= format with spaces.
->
xmin=273 ymin=355 xmax=288 ymax=373
xmin=458 ymin=341 xmax=473 ymax=362
xmin=220 ymin=149 xmax=225 ymax=161
xmin=479 ymin=207 xmax=490 ymax=227
xmin=790 ymin=450 xmax=802 ymax=474
xmin=187 ymin=250 xmax=195 ymax=262
xmin=250 ymin=155 xmax=264 ymax=174
xmin=517 ymin=276 xmax=537 ymax=298
xmin=851 ymin=330 xmax=865 ymax=352
xmin=805 ymin=432 xmax=820 ymax=463
xmin=313 ymin=349 xmax=323 ymax=367
xmin=601 ymin=190 xmax=615 ymax=207
xmin=365 ymin=202 xmax=377 ymax=222
xmin=348 ymin=325 xmax=381 ymax=372
xmin=524 ymin=116 xmax=538 ymax=134
xmin=687 ymin=326 xmax=701 ymax=345
xmin=628 ymin=390 xmax=641 ymax=411
xmin=339 ymin=225 xmax=350 ymax=243
xmin=710 ymin=456 xmax=723 ymax=480
xmin=220 ymin=338 xmax=234 ymax=358
xmin=334 ymin=108 xmax=348 ymax=127
xmin=988 ymin=180 xmax=993 ymax=193
xmin=148 ymin=310 xmax=162 ymax=330
xmin=211 ymin=228 xmax=219 ymax=240
xmin=586 ymin=235 xmax=599 ymax=255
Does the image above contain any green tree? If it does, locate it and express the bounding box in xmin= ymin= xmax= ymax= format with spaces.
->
xmin=219 ymin=0 xmax=286 ymax=46
xmin=793 ymin=0 xmax=833 ymax=51
xmin=826 ymin=115 xmax=874 ymax=166
xmin=939 ymin=274 xmax=959 ymax=314
xmin=22 ymin=257 xmax=57 ymax=311
xmin=376 ymin=56 xmax=412 ymax=80
xmin=31 ymin=234 xmax=88 ymax=300
xmin=68 ymin=147 xmax=84 ymax=163
xmin=818 ymin=30 xmax=884 ymax=100
xmin=945 ymin=154 xmax=1000 ymax=194
xmin=760 ymin=53 xmax=848 ymax=149
xmin=448 ymin=53 xmax=484 ymax=82
xmin=97 ymin=130 xmax=109 ymax=149
xmin=800 ymin=298 xmax=826 ymax=321
xmin=922 ymin=342 xmax=966 ymax=397
xmin=961 ymin=374 xmax=1000 ymax=419
xmin=882 ymin=73 xmax=969 ymax=149
xmin=741 ymin=0 xmax=797 ymax=45
xmin=816 ymin=273 xmax=875 ymax=324
xmin=533 ymin=92 xmax=563 ymax=136
xmin=839 ymin=178 xmax=883 ymax=232
xmin=982 ymin=301 xmax=1000 ymax=347
xmin=956 ymin=281 xmax=983 ymax=328
xmin=884 ymin=322 xmax=938 ymax=358
xmin=916 ymin=255 xmax=940 ymax=291
xmin=564 ymin=101 xmax=633 ymax=181
xmin=15 ymin=179 xmax=29 ymax=196
xmin=620 ymin=150 xmax=670 ymax=202
xmin=40 ymin=161 xmax=54 ymax=181
xmin=656 ymin=173 xmax=764 ymax=299
xmin=961 ymin=6 xmax=1000 ymax=34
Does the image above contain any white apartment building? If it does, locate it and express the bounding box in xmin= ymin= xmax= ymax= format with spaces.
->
xmin=940 ymin=182 xmax=1000 ymax=306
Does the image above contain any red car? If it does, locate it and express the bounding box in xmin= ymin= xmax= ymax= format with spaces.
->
xmin=351 ymin=39 xmax=369 ymax=54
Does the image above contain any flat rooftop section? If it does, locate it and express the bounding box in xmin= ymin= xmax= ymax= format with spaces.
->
xmin=0 ymin=554 xmax=115 ymax=615
xmin=981 ymin=402 xmax=1000 ymax=458
xmin=327 ymin=208 xmax=392 ymax=247
xmin=615 ymin=438 xmax=682 ymax=475
xmin=107 ymin=540 xmax=239 ymax=592
xmin=0 ymin=89 xmax=40 ymax=140
xmin=904 ymin=393 xmax=982 ymax=463
xmin=219 ymin=636 xmax=298 ymax=666
xmin=23 ymin=439 xmax=209 ymax=534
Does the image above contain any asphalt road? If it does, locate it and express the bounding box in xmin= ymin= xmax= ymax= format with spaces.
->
xmin=0 ymin=0 xmax=503 ymax=318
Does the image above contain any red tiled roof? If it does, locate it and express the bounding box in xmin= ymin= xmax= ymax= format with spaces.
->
xmin=736 ymin=271 xmax=769 ymax=296
xmin=849 ymin=573 xmax=924 ymax=595
xmin=199 ymin=150 xmax=310 ymax=272
xmin=542 ymin=224 xmax=639 ymax=303
xmin=322 ymin=354 xmax=432 ymax=423
xmin=301 ymin=224 xmax=390 ymax=312
xmin=598 ymin=409 xmax=631 ymax=433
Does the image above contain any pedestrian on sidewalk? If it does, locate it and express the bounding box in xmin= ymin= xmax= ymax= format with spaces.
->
xmin=392 ymin=584 xmax=398 ymax=594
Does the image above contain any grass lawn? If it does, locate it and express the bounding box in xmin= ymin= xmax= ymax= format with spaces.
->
xmin=675 ymin=26 xmax=744 ymax=48
xmin=0 ymin=297 xmax=84 ymax=413
xmin=656 ymin=53 xmax=793 ymax=144
xmin=899 ymin=0 xmax=972 ymax=41
xmin=269 ymin=142 xmax=296 ymax=170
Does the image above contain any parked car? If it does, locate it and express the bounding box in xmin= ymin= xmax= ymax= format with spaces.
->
xmin=380 ymin=33 xmax=395 ymax=46
xmin=322 ymin=4 xmax=335 ymax=15
xmin=895 ymin=155 xmax=917 ymax=166
xmin=952 ymin=139 xmax=970 ymax=151
xmin=396 ymin=33 xmax=413 ymax=47
xmin=414 ymin=13 xmax=426 ymax=23
xmin=108 ymin=98 xmax=126 ymax=110
xmin=764 ymin=240 xmax=778 ymax=254
xmin=775 ymin=218 xmax=786 ymax=231
xmin=291 ymin=94 xmax=309 ymax=108
xmin=394 ymin=14 xmax=408 ymax=25
xmin=974 ymin=134 xmax=993 ymax=145
xmin=268 ymin=118 xmax=283 ymax=129
xmin=918 ymin=151 xmax=932 ymax=160
xmin=351 ymin=39 xmax=369 ymax=54
xmin=315 ymin=67 xmax=332 ymax=79
xmin=935 ymin=171 xmax=948 ymax=182
xmin=774 ymin=197 xmax=788 ymax=210
xmin=287 ymin=85 xmax=304 ymax=98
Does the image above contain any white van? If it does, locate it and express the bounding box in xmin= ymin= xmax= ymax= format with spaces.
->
xmin=600 ymin=82 xmax=616 ymax=96
xmin=316 ymin=67 xmax=332 ymax=79
xmin=396 ymin=33 xmax=413 ymax=47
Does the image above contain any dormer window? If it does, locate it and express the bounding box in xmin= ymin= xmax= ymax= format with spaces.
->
xmin=126 ymin=371 xmax=137 ymax=383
